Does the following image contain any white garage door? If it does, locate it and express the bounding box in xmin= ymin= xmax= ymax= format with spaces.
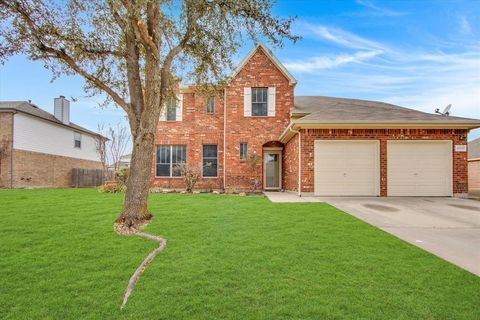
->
xmin=387 ymin=140 xmax=452 ymax=196
xmin=314 ymin=140 xmax=380 ymax=196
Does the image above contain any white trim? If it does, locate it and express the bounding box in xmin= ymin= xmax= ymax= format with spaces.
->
xmin=267 ymin=87 xmax=276 ymax=116
xmin=244 ymin=87 xmax=252 ymax=117
xmin=263 ymin=150 xmax=282 ymax=190
xmin=229 ymin=43 xmax=297 ymax=86
xmin=176 ymin=94 xmax=183 ymax=121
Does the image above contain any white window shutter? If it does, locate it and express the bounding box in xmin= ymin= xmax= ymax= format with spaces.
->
xmin=176 ymin=94 xmax=183 ymax=121
xmin=159 ymin=103 xmax=166 ymax=121
xmin=244 ymin=87 xmax=252 ymax=117
xmin=268 ymin=87 xmax=276 ymax=116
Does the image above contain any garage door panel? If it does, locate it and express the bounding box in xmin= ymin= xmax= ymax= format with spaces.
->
xmin=387 ymin=141 xmax=452 ymax=196
xmin=314 ymin=140 xmax=379 ymax=196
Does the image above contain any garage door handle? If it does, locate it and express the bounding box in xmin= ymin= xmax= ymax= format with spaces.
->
xmin=414 ymin=173 xmax=418 ymax=176
xmin=343 ymin=173 xmax=347 ymax=176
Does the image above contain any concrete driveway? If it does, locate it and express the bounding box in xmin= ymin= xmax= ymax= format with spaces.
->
xmin=323 ymin=197 xmax=480 ymax=276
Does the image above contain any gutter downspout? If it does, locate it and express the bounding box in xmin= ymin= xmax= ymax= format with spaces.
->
xmin=289 ymin=126 xmax=301 ymax=196
xmin=10 ymin=111 xmax=16 ymax=189
xmin=223 ymin=88 xmax=227 ymax=191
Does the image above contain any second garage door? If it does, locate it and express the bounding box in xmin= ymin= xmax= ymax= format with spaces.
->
xmin=387 ymin=140 xmax=452 ymax=196
xmin=314 ymin=140 xmax=380 ymax=196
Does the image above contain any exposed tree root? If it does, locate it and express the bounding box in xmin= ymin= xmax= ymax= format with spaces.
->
xmin=116 ymin=223 xmax=167 ymax=309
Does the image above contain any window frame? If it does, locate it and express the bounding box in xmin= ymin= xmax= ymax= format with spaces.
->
xmin=251 ymin=87 xmax=268 ymax=117
xmin=240 ymin=142 xmax=248 ymax=161
xmin=206 ymin=96 xmax=215 ymax=114
xmin=166 ymin=97 xmax=177 ymax=121
xmin=155 ymin=144 xmax=186 ymax=178
xmin=74 ymin=132 xmax=82 ymax=149
xmin=202 ymin=144 xmax=218 ymax=178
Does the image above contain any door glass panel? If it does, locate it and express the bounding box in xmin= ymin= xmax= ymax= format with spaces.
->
xmin=265 ymin=153 xmax=280 ymax=188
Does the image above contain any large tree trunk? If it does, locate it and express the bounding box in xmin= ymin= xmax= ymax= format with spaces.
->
xmin=116 ymin=123 xmax=156 ymax=229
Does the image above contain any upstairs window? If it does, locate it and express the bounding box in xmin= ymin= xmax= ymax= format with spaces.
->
xmin=206 ymin=96 xmax=215 ymax=114
xmin=240 ymin=142 xmax=248 ymax=160
xmin=251 ymin=87 xmax=268 ymax=116
xmin=166 ymin=97 xmax=177 ymax=121
xmin=74 ymin=132 xmax=82 ymax=148
xmin=156 ymin=145 xmax=186 ymax=177
xmin=202 ymin=144 xmax=218 ymax=177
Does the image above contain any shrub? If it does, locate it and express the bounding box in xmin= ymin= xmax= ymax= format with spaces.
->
xmin=177 ymin=163 xmax=201 ymax=192
xmin=97 ymin=182 xmax=126 ymax=193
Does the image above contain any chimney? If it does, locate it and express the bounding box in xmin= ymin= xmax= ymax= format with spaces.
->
xmin=54 ymin=96 xmax=70 ymax=125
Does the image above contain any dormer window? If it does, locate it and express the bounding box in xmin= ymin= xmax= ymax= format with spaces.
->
xmin=251 ymin=88 xmax=268 ymax=116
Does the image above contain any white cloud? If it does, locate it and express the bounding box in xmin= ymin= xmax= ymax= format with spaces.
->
xmin=304 ymin=24 xmax=387 ymax=51
xmin=459 ymin=16 xmax=472 ymax=35
xmin=355 ymin=0 xmax=407 ymax=16
xmin=284 ymin=50 xmax=383 ymax=72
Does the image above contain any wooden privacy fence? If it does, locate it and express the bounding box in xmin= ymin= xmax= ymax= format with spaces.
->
xmin=71 ymin=168 xmax=106 ymax=187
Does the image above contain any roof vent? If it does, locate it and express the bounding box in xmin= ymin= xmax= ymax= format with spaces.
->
xmin=54 ymin=96 xmax=70 ymax=124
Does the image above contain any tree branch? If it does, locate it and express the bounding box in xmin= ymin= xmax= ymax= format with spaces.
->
xmin=12 ymin=1 xmax=134 ymax=119
xmin=121 ymin=0 xmax=159 ymax=59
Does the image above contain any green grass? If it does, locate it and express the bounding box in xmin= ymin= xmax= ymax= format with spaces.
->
xmin=0 ymin=189 xmax=479 ymax=319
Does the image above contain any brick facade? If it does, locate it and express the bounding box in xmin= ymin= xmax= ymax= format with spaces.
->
xmin=152 ymin=89 xmax=225 ymax=190
xmin=299 ymin=128 xmax=468 ymax=196
xmin=151 ymin=44 xmax=473 ymax=196
xmin=152 ymin=46 xmax=294 ymax=191
xmin=282 ymin=132 xmax=299 ymax=192
xmin=12 ymin=149 xmax=102 ymax=188
xmin=0 ymin=112 xmax=13 ymax=188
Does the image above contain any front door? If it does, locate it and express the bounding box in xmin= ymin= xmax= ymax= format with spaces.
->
xmin=264 ymin=151 xmax=282 ymax=190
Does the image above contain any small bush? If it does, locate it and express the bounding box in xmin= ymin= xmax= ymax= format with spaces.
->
xmin=97 ymin=182 xmax=126 ymax=193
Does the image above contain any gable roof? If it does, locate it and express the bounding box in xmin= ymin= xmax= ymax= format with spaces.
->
xmin=469 ymin=138 xmax=480 ymax=160
xmin=229 ymin=42 xmax=297 ymax=86
xmin=280 ymin=96 xmax=480 ymax=142
xmin=0 ymin=101 xmax=103 ymax=138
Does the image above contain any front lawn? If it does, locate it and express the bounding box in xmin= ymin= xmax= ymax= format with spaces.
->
xmin=0 ymin=189 xmax=478 ymax=319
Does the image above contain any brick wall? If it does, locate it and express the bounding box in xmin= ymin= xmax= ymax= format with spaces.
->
xmin=152 ymin=46 xmax=294 ymax=191
xmin=0 ymin=112 xmax=13 ymax=188
xmin=12 ymin=149 xmax=103 ymax=188
xmin=152 ymin=90 xmax=225 ymax=190
xmin=224 ymin=47 xmax=293 ymax=191
xmin=282 ymin=132 xmax=298 ymax=192
xmin=297 ymin=128 xmax=468 ymax=196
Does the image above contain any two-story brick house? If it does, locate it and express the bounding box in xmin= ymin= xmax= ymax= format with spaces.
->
xmin=152 ymin=43 xmax=480 ymax=197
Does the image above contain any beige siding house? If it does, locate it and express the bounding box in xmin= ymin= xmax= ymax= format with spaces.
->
xmin=0 ymin=97 xmax=104 ymax=188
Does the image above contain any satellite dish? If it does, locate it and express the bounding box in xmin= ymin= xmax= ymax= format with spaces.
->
xmin=434 ymin=104 xmax=452 ymax=116
xmin=443 ymin=104 xmax=451 ymax=116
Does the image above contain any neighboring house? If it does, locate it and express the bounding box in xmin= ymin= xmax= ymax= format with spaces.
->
xmin=468 ymin=138 xmax=480 ymax=192
xmin=152 ymin=43 xmax=480 ymax=197
xmin=107 ymin=153 xmax=131 ymax=171
xmin=0 ymin=96 xmax=104 ymax=188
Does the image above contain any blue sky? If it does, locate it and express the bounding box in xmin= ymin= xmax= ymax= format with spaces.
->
xmin=1 ymin=0 xmax=479 ymax=140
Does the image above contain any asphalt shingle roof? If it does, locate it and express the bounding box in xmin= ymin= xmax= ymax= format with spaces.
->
xmin=0 ymin=101 xmax=102 ymax=137
xmin=293 ymin=96 xmax=480 ymax=125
